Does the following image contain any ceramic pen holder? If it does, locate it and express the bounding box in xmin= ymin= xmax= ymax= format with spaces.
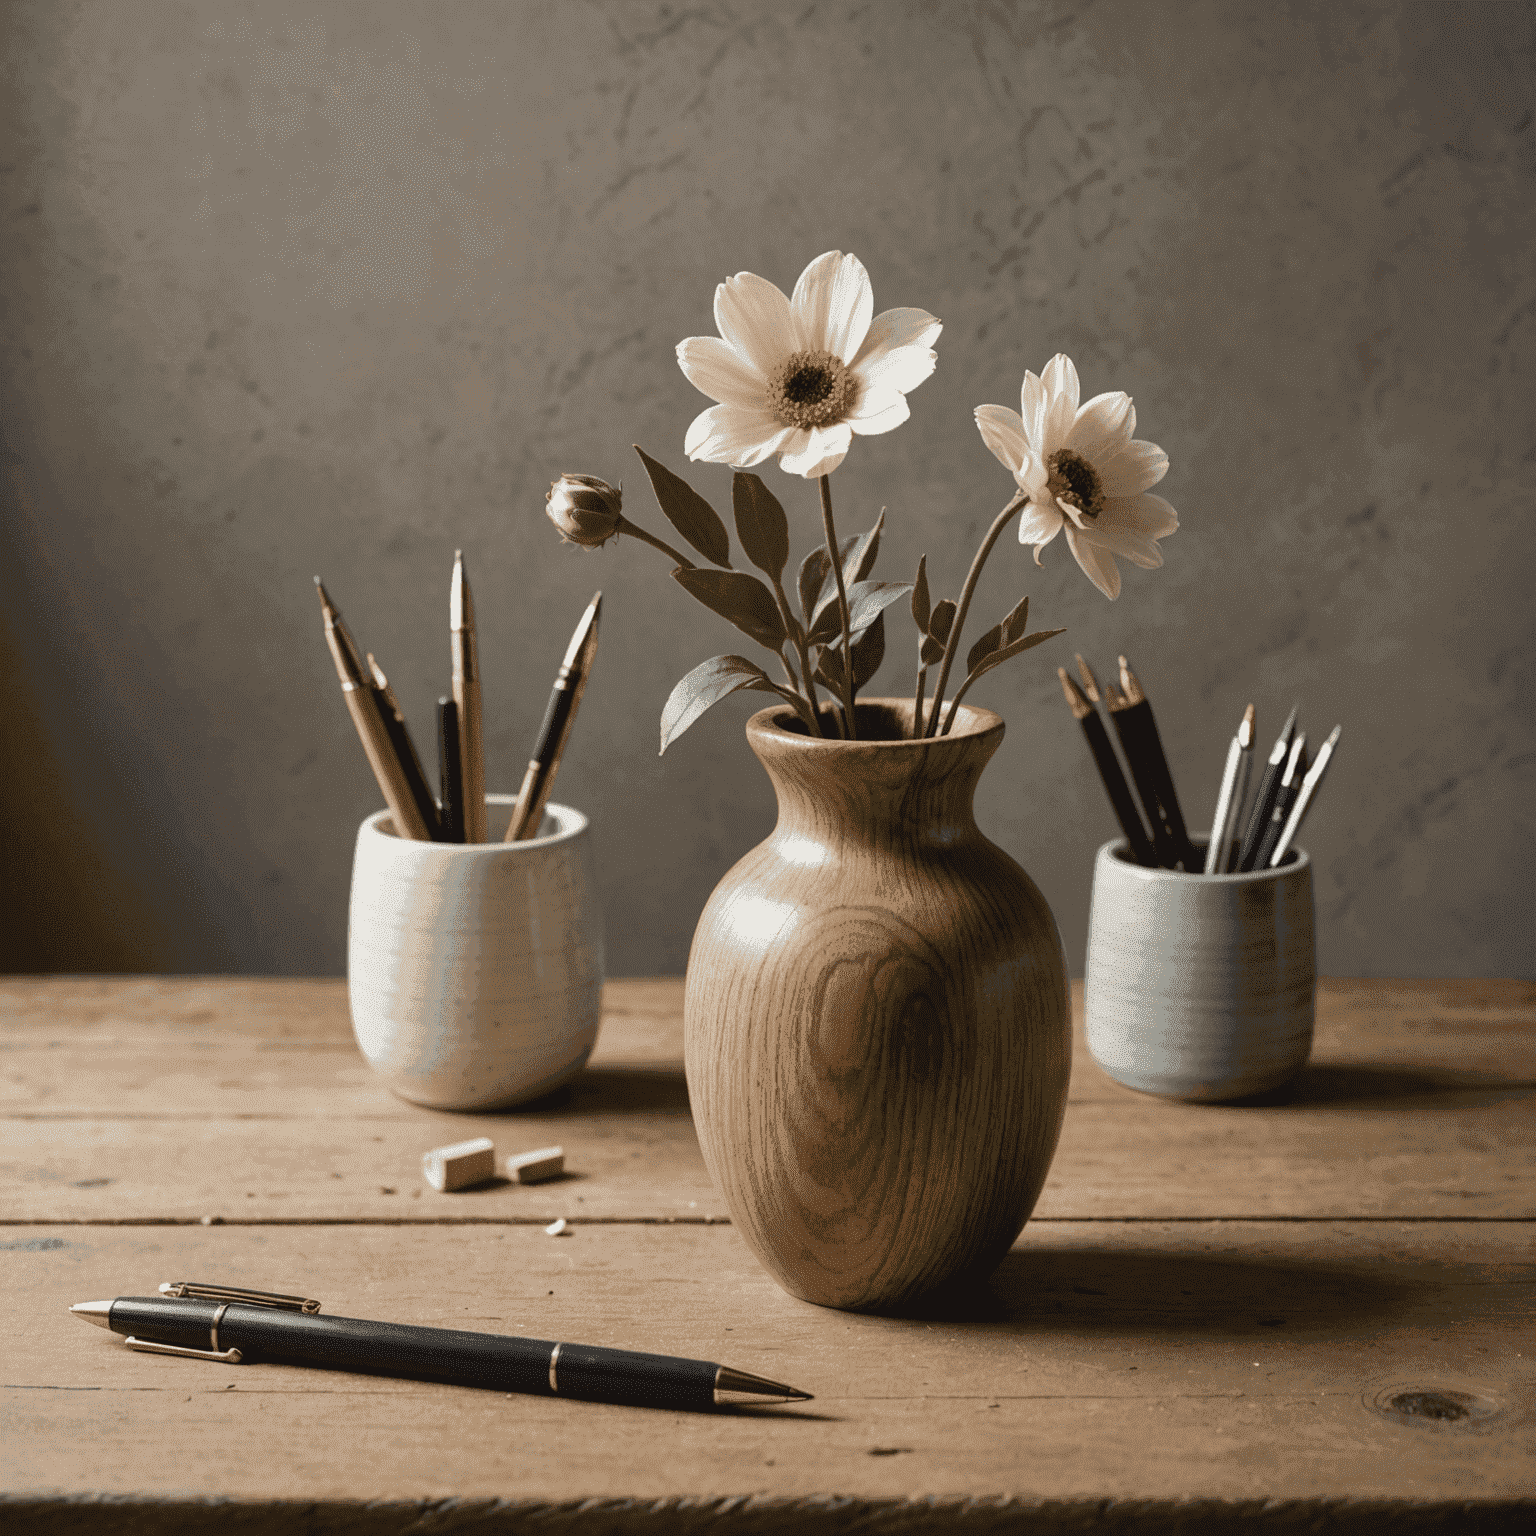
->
xmin=1084 ymin=835 xmax=1315 ymax=1102
xmin=347 ymin=795 xmax=605 ymax=1111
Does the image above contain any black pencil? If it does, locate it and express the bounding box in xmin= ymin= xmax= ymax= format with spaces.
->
xmin=1237 ymin=704 xmax=1299 ymax=871
xmin=1058 ymin=668 xmax=1157 ymax=865
xmin=1252 ymin=733 xmax=1308 ymax=872
xmin=1109 ymin=657 xmax=1200 ymax=871
xmin=437 ymin=697 xmax=465 ymax=844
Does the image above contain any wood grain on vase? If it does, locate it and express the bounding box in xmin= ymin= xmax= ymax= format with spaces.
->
xmin=684 ymin=700 xmax=1071 ymax=1313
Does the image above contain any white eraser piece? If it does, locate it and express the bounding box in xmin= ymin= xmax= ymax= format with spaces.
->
xmin=507 ymin=1145 xmax=564 ymax=1185
xmin=544 ymin=1218 xmax=568 ymax=1236
xmin=422 ymin=1137 xmax=496 ymax=1192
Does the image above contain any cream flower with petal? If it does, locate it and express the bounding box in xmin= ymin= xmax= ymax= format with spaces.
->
xmin=678 ymin=252 xmax=941 ymax=479
xmin=974 ymin=354 xmax=1177 ymax=600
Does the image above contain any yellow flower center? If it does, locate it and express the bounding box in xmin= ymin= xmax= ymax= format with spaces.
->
xmin=1046 ymin=448 xmax=1105 ymax=519
xmin=766 ymin=350 xmax=853 ymax=429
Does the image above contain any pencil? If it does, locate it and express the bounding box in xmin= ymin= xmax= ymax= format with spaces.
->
xmin=1269 ymin=725 xmax=1339 ymax=866
xmin=1203 ymin=703 xmax=1254 ymax=874
xmin=436 ymin=696 xmax=465 ymax=844
xmin=505 ymin=592 xmax=601 ymax=843
xmin=451 ymin=552 xmax=487 ymax=843
xmin=368 ymin=655 xmax=441 ymax=840
xmin=315 ymin=579 xmax=432 ymax=841
xmin=1252 ymin=732 xmax=1308 ymax=872
xmin=1109 ymin=656 xmax=1200 ymax=871
xmin=1237 ymin=704 xmax=1299 ymax=871
xmin=1059 ymin=668 xmax=1157 ymax=865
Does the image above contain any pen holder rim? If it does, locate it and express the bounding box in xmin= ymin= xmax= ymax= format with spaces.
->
xmin=1097 ymin=835 xmax=1309 ymax=881
xmin=360 ymin=796 xmax=588 ymax=852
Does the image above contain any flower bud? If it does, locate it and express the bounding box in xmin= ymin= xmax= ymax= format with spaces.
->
xmin=546 ymin=474 xmax=623 ymax=549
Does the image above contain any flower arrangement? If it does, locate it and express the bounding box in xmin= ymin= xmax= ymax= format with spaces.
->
xmin=544 ymin=251 xmax=1178 ymax=750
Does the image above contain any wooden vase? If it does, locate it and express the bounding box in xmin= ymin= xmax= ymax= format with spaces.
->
xmin=683 ymin=698 xmax=1071 ymax=1313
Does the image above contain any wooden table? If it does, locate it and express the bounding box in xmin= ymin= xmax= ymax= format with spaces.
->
xmin=3 ymin=977 xmax=1533 ymax=1533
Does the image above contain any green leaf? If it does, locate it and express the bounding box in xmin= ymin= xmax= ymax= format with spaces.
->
xmin=920 ymin=597 xmax=957 ymax=666
xmin=849 ymin=609 xmax=886 ymax=693
xmin=659 ymin=655 xmax=793 ymax=754
xmin=731 ymin=472 xmax=790 ymax=581
xmin=806 ymin=579 xmax=912 ymax=647
xmin=910 ymin=554 xmax=931 ymax=635
xmin=967 ymin=623 xmax=1002 ymax=676
xmin=844 ymin=508 xmax=886 ymax=586
xmin=813 ymin=513 xmax=885 ymax=623
xmin=1002 ymin=594 xmax=1030 ymax=645
xmin=965 ymin=627 xmax=1068 ymax=685
xmin=673 ymin=568 xmax=786 ymax=650
xmin=634 ymin=446 xmax=733 ymax=568
xmin=812 ymin=645 xmax=847 ymax=693
xmin=797 ymin=545 xmax=830 ymax=623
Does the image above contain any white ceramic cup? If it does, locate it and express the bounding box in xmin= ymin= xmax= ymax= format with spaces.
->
xmin=347 ymin=795 xmax=605 ymax=1110
xmin=1084 ymin=835 xmax=1315 ymax=1102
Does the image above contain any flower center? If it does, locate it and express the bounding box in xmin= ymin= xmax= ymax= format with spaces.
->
xmin=766 ymin=350 xmax=854 ymax=429
xmin=1046 ymin=449 xmax=1105 ymax=519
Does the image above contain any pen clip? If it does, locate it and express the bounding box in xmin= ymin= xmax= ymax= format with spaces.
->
xmin=159 ymin=1281 xmax=322 ymax=1314
xmin=125 ymin=1336 xmax=243 ymax=1363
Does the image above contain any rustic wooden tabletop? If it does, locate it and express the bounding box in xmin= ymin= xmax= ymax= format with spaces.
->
xmin=2 ymin=976 xmax=1533 ymax=1534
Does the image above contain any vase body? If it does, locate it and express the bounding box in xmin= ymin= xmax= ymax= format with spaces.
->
xmin=683 ymin=699 xmax=1071 ymax=1312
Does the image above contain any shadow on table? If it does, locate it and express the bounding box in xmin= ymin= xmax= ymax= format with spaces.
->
xmin=1230 ymin=1061 xmax=1532 ymax=1109
xmin=904 ymin=1247 xmax=1420 ymax=1338
xmin=513 ymin=1066 xmax=692 ymax=1117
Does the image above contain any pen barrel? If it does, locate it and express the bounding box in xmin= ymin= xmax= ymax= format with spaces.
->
xmin=343 ymin=687 xmax=432 ymax=841
xmin=505 ymin=679 xmax=576 ymax=841
xmin=1254 ymin=775 xmax=1303 ymax=871
xmin=105 ymin=1300 xmax=721 ymax=1409
xmin=455 ymin=656 xmax=487 ymax=843
xmin=553 ymin=1342 xmax=719 ymax=1411
xmin=373 ymin=687 xmax=440 ymax=839
xmin=531 ymin=675 xmax=578 ymax=772
xmin=1237 ymin=759 xmax=1285 ymax=871
xmin=1082 ymin=715 xmax=1155 ymax=865
xmin=111 ymin=1300 xmax=555 ymax=1396
xmin=1116 ymin=704 xmax=1197 ymax=869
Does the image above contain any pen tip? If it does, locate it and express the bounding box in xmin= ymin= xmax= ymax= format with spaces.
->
xmin=70 ymin=1300 xmax=113 ymax=1328
xmin=714 ymin=1366 xmax=814 ymax=1406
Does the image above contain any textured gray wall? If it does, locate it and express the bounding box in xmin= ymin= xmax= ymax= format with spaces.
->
xmin=2 ymin=1 xmax=1532 ymax=978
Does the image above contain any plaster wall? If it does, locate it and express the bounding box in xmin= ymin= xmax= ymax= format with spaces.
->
xmin=2 ymin=1 xmax=1532 ymax=977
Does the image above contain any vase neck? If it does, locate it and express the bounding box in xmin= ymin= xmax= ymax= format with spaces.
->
xmin=745 ymin=699 xmax=1004 ymax=856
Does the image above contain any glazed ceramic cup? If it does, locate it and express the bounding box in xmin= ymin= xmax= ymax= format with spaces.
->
xmin=1084 ymin=835 xmax=1314 ymax=1102
xmin=347 ymin=795 xmax=605 ymax=1110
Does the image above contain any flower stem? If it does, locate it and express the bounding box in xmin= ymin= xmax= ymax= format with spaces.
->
xmin=615 ymin=516 xmax=696 ymax=569
xmin=771 ymin=575 xmax=824 ymax=737
xmin=924 ymin=491 xmax=1026 ymax=737
xmin=818 ymin=474 xmax=858 ymax=741
xmin=912 ymin=665 xmax=927 ymax=741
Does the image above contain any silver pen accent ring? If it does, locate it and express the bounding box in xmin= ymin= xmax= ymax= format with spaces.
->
xmin=548 ymin=1341 xmax=561 ymax=1394
xmin=210 ymin=1302 xmax=230 ymax=1354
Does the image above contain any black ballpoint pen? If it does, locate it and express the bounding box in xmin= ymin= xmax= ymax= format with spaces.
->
xmin=70 ymin=1282 xmax=810 ymax=1411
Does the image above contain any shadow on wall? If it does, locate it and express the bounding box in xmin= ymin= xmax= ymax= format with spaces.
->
xmin=0 ymin=605 xmax=169 ymax=973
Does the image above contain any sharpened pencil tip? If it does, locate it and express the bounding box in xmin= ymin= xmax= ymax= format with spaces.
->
xmin=1075 ymin=654 xmax=1100 ymax=702
xmin=1239 ymin=703 xmax=1255 ymax=747
xmin=1058 ymin=667 xmax=1091 ymax=719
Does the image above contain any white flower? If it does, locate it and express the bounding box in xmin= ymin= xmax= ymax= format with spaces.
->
xmin=974 ymin=355 xmax=1177 ymax=600
xmin=677 ymin=251 xmax=941 ymax=479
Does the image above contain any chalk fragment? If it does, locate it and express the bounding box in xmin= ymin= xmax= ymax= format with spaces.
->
xmin=421 ymin=1136 xmax=496 ymax=1192
xmin=507 ymin=1145 xmax=565 ymax=1185
xmin=544 ymin=1218 xmax=568 ymax=1236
